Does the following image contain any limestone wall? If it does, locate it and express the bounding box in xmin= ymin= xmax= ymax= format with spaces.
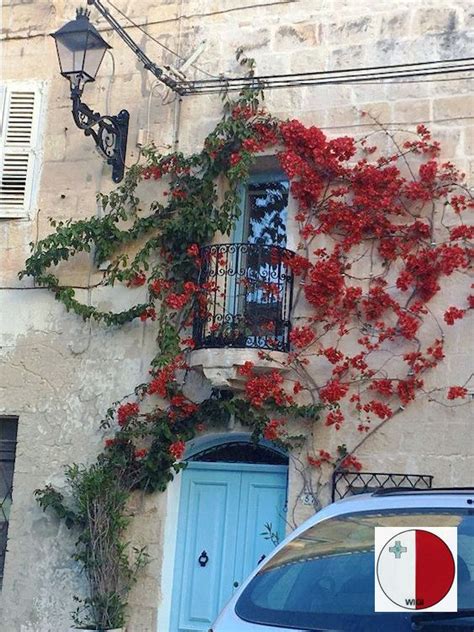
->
xmin=1 ymin=0 xmax=473 ymax=630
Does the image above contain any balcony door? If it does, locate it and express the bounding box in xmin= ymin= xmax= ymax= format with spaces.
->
xmin=230 ymin=173 xmax=289 ymax=348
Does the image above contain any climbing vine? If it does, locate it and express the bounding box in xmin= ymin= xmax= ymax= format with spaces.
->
xmin=29 ymin=76 xmax=473 ymax=625
xmin=24 ymin=89 xmax=473 ymax=481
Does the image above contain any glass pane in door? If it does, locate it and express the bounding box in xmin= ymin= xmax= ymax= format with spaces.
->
xmin=233 ymin=177 xmax=289 ymax=348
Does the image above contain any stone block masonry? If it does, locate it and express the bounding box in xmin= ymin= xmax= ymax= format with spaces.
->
xmin=1 ymin=1 xmax=473 ymax=629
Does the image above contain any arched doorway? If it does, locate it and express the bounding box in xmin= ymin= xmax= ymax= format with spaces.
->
xmin=169 ymin=434 xmax=288 ymax=632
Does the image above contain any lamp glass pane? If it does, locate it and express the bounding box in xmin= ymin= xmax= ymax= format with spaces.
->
xmin=82 ymin=44 xmax=108 ymax=81
xmin=55 ymin=37 xmax=86 ymax=75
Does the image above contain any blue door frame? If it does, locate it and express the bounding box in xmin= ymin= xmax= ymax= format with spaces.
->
xmin=170 ymin=461 xmax=288 ymax=632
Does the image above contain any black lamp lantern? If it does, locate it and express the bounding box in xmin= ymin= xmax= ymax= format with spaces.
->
xmin=52 ymin=7 xmax=110 ymax=90
xmin=51 ymin=8 xmax=129 ymax=182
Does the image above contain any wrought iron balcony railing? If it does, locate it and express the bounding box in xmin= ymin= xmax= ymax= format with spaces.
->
xmin=193 ymin=243 xmax=294 ymax=352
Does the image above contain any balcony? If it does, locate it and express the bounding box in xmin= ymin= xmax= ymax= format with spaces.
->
xmin=189 ymin=243 xmax=295 ymax=388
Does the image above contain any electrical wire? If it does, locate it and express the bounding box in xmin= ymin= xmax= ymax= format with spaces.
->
xmin=104 ymin=49 xmax=115 ymax=115
xmin=341 ymin=75 xmax=474 ymax=84
xmin=177 ymin=57 xmax=474 ymax=94
xmin=182 ymin=67 xmax=474 ymax=93
xmin=197 ymin=55 xmax=474 ymax=83
xmin=102 ymin=0 xmax=220 ymax=79
xmin=322 ymin=114 xmax=474 ymax=131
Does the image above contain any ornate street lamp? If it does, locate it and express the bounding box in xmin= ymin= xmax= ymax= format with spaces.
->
xmin=51 ymin=8 xmax=129 ymax=182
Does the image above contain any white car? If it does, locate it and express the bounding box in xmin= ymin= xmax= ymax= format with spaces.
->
xmin=211 ymin=488 xmax=474 ymax=631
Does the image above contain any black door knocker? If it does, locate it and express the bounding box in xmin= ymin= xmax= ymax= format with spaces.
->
xmin=198 ymin=550 xmax=209 ymax=567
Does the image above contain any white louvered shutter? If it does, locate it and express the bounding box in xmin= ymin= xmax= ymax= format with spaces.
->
xmin=0 ymin=85 xmax=42 ymax=218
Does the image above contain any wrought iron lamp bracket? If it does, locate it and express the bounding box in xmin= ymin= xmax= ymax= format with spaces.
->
xmin=70 ymin=86 xmax=129 ymax=183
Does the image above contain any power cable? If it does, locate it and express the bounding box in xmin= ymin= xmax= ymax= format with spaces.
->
xmin=177 ymin=57 xmax=474 ymax=94
xmin=182 ymin=66 xmax=474 ymax=93
xmin=196 ymin=55 xmax=474 ymax=83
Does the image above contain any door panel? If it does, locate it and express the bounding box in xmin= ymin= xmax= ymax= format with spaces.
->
xmin=171 ymin=462 xmax=288 ymax=632
xmin=236 ymin=471 xmax=288 ymax=583
xmin=175 ymin=470 xmax=241 ymax=632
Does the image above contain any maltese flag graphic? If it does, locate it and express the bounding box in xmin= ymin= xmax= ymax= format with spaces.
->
xmin=375 ymin=527 xmax=457 ymax=612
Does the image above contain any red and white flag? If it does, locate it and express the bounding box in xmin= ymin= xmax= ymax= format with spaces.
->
xmin=375 ymin=527 xmax=457 ymax=612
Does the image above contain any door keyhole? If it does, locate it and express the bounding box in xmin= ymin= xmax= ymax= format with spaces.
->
xmin=233 ymin=581 xmax=239 ymax=588
xmin=198 ymin=550 xmax=209 ymax=567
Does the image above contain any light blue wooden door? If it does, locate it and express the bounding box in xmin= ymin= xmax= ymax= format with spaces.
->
xmin=171 ymin=461 xmax=288 ymax=632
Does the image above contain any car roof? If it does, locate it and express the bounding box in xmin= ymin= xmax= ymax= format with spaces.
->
xmin=292 ymin=488 xmax=474 ymax=538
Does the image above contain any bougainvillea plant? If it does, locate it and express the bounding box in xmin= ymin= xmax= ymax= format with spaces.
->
xmin=22 ymin=84 xmax=474 ymax=489
xmin=26 ymin=73 xmax=473 ymax=625
xmin=24 ymin=84 xmax=473 ymax=493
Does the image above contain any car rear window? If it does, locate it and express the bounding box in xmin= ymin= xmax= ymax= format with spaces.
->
xmin=235 ymin=508 xmax=474 ymax=632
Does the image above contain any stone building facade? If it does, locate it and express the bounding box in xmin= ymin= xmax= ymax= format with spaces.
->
xmin=1 ymin=0 xmax=473 ymax=630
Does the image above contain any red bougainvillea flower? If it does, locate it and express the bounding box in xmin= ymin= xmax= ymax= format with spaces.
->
xmin=308 ymin=449 xmax=333 ymax=468
xmin=397 ymin=312 xmax=420 ymax=340
xmin=231 ymin=105 xmax=253 ymax=120
xmin=180 ymin=337 xmax=195 ymax=349
xmin=165 ymin=293 xmax=188 ymax=310
xmin=104 ymin=438 xmax=117 ymax=448
xmin=340 ymin=455 xmax=362 ymax=471
xmin=149 ymin=279 xmax=172 ymax=295
xmin=238 ymin=361 xmax=254 ymax=376
xmin=319 ymin=380 xmax=349 ymax=403
xmin=170 ymin=394 xmax=198 ymax=418
xmin=289 ymin=326 xmax=315 ymax=348
xmin=325 ymin=410 xmax=344 ymax=430
xmin=139 ymin=307 xmax=157 ymax=322
xmin=187 ymin=243 xmax=200 ymax=257
xmin=142 ymin=165 xmax=162 ymax=180
xmin=282 ymin=252 xmax=310 ymax=276
xmin=263 ymin=419 xmax=285 ymax=441
xmin=117 ymin=402 xmax=139 ymax=426
xmin=127 ymin=272 xmax=146 ymax=287
xmin=397 ymin=378 xmax=423 ymax=405
xmin=444 ymin=306 xmax=465 ymax=325
xmin=322 ymin=347 xmax=344 ymax=365
xmin=363 ymin=400 xmax=393 ymax=420
xmin=171 ymin=188 xmax=187 ymax=200
xmin=245 ymin=370 xmax=293 ymax=408
xmin=447 ymin=386 xmax=468 ymax=400
xmin=304 ymin=255 xmax=345 ymax=315
xmin=148 ymin=356 xmax=186 ymax=398
xmin=169 ymin=440 xmax=186 ymax=460
xmin=230 ymin=153 xmax=242 ymax=166
xmin=427 ymin=339 xmax=445 ymax=361
xmin=369 ymin=379 xmax=393 ymax=396
xmin=134 ymin=448 xmax=148 ymax=459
